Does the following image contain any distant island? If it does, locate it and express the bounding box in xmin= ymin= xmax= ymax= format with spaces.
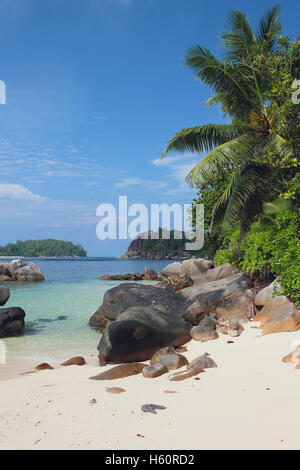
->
xmin=0 ymin=239 xmax=87 ymax=258
xmin=118 ymin=229 xmax=197 ymax=260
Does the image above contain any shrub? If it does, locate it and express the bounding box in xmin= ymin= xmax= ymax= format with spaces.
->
xmin=214 ymin=210 xmax=300 ymax=304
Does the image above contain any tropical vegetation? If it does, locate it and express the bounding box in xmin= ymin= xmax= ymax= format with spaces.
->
xmin=162 ymin=5 xmax=300 ymax=302
xmin=0 ymin=239 xmax=87 ymax=258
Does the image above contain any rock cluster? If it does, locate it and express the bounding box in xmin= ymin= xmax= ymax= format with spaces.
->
xmin=0 ymin=259 xmax=44 ymax=282
xmin=89 ymin=345 xmax=218 ymax=383
xmin=91 ymin=258 xmax=299 ymax=370
xmin=99 ymin=268 xmax=163 ymax=282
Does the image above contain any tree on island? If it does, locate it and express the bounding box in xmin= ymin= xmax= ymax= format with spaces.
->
xmin=0 ymin=239 xmax=87 ymax=257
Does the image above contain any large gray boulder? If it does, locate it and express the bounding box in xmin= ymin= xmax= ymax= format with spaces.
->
xmin=203 ymin=263 xmax=241 ymax=283
xmin=91 ymin=283 xmax=192 ymax=363
xmin=215 ymin=290 xmax=255 ymax=322
xmin=161 ymin=258 xmax=214 ymax=281
xmin=161 ymin=262 xmax=182 ymax=279
xmin=179 ymin=271 xmax=252 ymax=306
xmin=0 ymin=286 xmax=10 ymax=306
xmin=181 ymin=258 xmax=214 ymax=282
xmin=90 ymin=282 xmax=191 ymax=328
xmin=0 ymin=306 xmax=26 ymax=338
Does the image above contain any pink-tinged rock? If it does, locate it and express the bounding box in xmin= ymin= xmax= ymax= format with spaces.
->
xmin=61 ymin=356 xmax=86 ymax=366
xmin=36 ymin=363 xmax=53 ymax=371
xmin=90 ymin=362 xmax=145 ymax=380
xmin=255 ymin=296 xmax=300 ymax=335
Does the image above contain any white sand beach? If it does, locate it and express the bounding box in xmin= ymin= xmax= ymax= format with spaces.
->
xmin=0 ymin=323 xmax=299 ymax=451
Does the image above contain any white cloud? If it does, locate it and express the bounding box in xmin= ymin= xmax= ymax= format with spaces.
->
xmin=114 ymin=177 xmax=145 ymax=188
xmin=114 ymin=177 xmax=167 ymax=190
xmin=151 ymin=152 xmax=201 ymax=194
xmin=0 ymin=138 xmax=116 ymax=183
xmin=0 ymin=184 xmax=47 ymax=203
xmin=151 ymin=155 xmax=193 ymax=167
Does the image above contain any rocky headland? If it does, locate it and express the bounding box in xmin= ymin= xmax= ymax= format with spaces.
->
xmin=117 ymin=231 xmax=197 ymax=260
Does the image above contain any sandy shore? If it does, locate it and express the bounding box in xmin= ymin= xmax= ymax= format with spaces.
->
xmin=0 ymin=322 xmax=299 ymax=450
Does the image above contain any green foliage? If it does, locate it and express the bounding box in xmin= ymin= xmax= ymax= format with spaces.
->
xmin=140 ymin=229 xmax=191 ymax=256
xmin=191 ymin=169 xmax=234 ymax=257
xmin=162 ymin=5 xmax=300 ymax=233
xmin=0 ymin=239 xmax=87 ymax=258
xmin=214 ymin=210 xmax=300 ymax=304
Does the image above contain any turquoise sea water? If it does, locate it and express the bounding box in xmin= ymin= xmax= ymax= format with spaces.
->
xmin=0 ymin=258 xmax=171 ymax=375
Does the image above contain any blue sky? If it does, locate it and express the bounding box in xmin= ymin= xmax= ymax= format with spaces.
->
xmin=0 ymin=0 xmax=298 ymax=255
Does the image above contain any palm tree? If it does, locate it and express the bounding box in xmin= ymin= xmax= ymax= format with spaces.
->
xmin=161 ymin=5 xmax=292 ymax=233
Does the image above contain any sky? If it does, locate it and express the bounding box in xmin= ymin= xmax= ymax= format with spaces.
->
xmin=0 ymin=0 xmax=299 ymax=256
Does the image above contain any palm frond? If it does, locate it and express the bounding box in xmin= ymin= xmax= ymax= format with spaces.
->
xmin=185 ymin=133 xmax=256 ymax=186
xmin=161 ymin=124 xmax=241 ymax=158
xmin=209 ymin=161 xmax=250 ymax=230
xmin=185 ymin=45 xmax=259 ymax=118
xmin=256 ymin=4 xmax=280 ymax=51
xmin=222 ymin=10 xmax=255 ymax=60
xmin=222 ymin=169 xmax=261 ymax=230
xmin=264 ymin=133 xmax=295 ymax=161
xmin=263 ymin=198 xmax=292 ymax=215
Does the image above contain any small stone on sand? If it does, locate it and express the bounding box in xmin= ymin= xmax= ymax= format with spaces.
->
xmin=106 ymin=387 xmax=126 ymax=394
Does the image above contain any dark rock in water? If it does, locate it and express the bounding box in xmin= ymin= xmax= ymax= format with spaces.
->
xmin=61 ymin=356 xmax=86 ymax=366
xmin=99 ymin=273 xmax=144 ymax=281
xmin=0 ymin=307 xmax=26 ymax=338
xmin=36 ymin=363 xmax=54 ymax=371
xmin=0 ymin=286 xmax=10 ymax=306
xmin=190 ymin=317 xmax=219 ymax=342
xmin=90 ymin=362 xmax=145 ymax=380
xmin=150 ymin=346 xmax=188 ymax=370
xmin=94 ymin=284 xmax=191 ymax=363
xmin=142 ymin=363 xmax=169 ymax=378
xmin=141 ymin=404 xmax=167 ymax=414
